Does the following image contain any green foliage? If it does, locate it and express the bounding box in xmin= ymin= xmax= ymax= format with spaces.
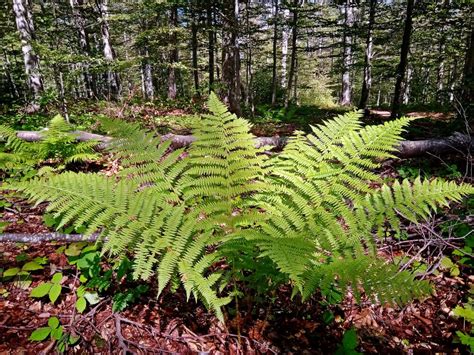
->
xmin=14 ymin=94 xmax=474 ymax=320
xmin=453 ymin=299 xmax=474 ymax=352
xmin=335 ymin=328 xmax=361 ymax=355
xmin=2 ymin=256 xmax=48 ymax=289
xmin=29 ymin=315 xmax=79 ymax=351
xmin=30 ymin=272 xmax=64 ymax=304
xmin=0 ymin=115 xmax=98 ymax=180
xmin=112 ymin=285 xmax=149 ymax=312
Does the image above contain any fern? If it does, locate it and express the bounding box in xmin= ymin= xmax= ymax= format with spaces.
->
xmin=0 ymin=115 xmax=98 ymax=176
xmin=14 ymin=94 xmax=474 ymax=320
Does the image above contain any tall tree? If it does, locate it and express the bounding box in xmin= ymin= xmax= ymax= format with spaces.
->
xmin=281 ymin=7 xmax=289 ymax=89
xmin=358 ymin=0 xmax=376 ymax=109
xmin=271 ymin=0 xmax=279 ymax=105
xmin=391 ymin=0 xmax=414 ymax=118
xmin=285 ymin=0 xmax=299 ymax=108
xmin=97 ymin=0 xmax=120 ymax=99
xmin=168 ymin=5 xmax=179 ymax=100
xmin=461 ymin=28 xmax=473 ymax=124
xmin=207 ymin=1 xmax=215 ymax=92
xmin=12 ymin=0 xmax=43 ymax=101
xmin=70 ymin=0 xmax=95 ymax=98
xmin=221 ymin=0 xmax=242 ymax=115
xmin=339 ymin=0 xmax=355 ymax=106
xmin=190 ymin=2 xmax=200 ymax=96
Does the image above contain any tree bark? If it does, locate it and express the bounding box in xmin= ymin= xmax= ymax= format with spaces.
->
xmin=358 ymin=0 xmax=376 ymax=109
xmin=207 ymin=3 xmax=215 ymax=92
xmin=191 ymin=12 xmax=200 ymax=96
xmin=168 ymin=5 xmax=179 ymax=100
xmin=285 ymin=0 xmax=299 ymax=108
xmin=98 ymin=0 xmax=120 ymax=100
xmin=339 ymin=0 xmax=354 ymax=106
xmin=221 ymin=0 xmax=242 ymax=115
xmin=141 ymin=50 xmax=154 ymax=100
xmin=390 ymin=0 xmax=414 ymax=118
xmin=271 ymin=0 xmax=279 ymax=106
xmin=281 ymin=7 xmax=289 ymax=89
xmin=0 ymin=233 xmax=100 ymax=243
xmin=403 ymin=65 xmax=412 ymax=105
xmin=70 ymin=0 xmax=95 ymax=99
xmin=461 ymin=28 xmax=474 ymax=123
xmin=12 ymin=0 xmax=43 ymax=101
xmin=13 ymin=129 xmax=473 ymax=159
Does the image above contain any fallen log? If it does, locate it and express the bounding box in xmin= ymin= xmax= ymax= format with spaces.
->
xmin=14 ymin=130 xmax=473 ymax=158
xmin=0 ymin=233 xmax=99 ymax=243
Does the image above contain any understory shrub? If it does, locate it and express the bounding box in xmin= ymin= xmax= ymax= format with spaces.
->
xmin=14 ymin=93 xmax=474 ymax=320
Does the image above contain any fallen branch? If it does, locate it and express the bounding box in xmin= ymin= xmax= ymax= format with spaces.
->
xmin=14 ymin=130 xmax=473 ymax=157
xmin=0 ymin=233 xmax=99 ymax=243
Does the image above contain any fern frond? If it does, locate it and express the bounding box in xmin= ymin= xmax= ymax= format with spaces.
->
xmin=301 ymin=256 xmax=432 ymax=305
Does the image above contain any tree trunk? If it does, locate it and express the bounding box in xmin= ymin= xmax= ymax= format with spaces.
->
xmin=285 ymin=0 xmax=299 ymax=108
xmin=141 ymin=50 xmax=154 ymax=100
xmin=2 ymin=50 xmax=19 ymax=100
xmin=391 ymin=0 xmax=414 ymax=118
xmin=12 ymin=0 xmax=43 ymax=101
xmin=12 ymin=129 xmax=474 ymax=160
xmin=271 ymin=0 xmax=279 ymax=106
xmin=436 ymin=42 xmax=445 ymax=103
xmin=191 ymin=13 xmax=200 ymax=96
xmin=70 ymin=0 xmax=94 ymax=98
xmin=207 ymin=3 xmax=215 ymax=92
xmin=221 ymin=0 xmax=242 ymax=115
xmin=168 ymin=5 xmax=179 ymax=100
xmin=358 ymin=0 xmax=376 ymax=109
xmin=461 ymin=28 xmax=473 ymax=123
xmin=403 ymin=66 xmax=412 ymax=105
xmin=98 ymin=0 xmax=120 ymax=100
xmin=339 ymin=0 xmax=354 ymax=106
xmin=281 ymin=7 xmax=289 ymax=88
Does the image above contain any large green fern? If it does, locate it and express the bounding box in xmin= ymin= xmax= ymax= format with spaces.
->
xmin=14 ymin=93 xmax=474 ymax=320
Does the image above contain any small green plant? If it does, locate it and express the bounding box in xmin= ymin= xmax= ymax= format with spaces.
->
xmin=453 ymin=298 xmax=474 ymax=352
xmin=30 ymin=272 xmax=64 ymax=304
xmin=3 ymin=257 xmax=47 ymax=289
xmin=29 ymin=316 xmax=79 ymax=351
xmin=29 ymin=316 xmax=63 ymax=342
xmin=335 ymin=328 xmax=361 ymax=355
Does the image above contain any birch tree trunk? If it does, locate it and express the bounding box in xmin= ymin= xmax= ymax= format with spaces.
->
xmin=403 ymin=65 xmax=412 ymax=105
xmin=358 ymin=0 xmax=376 ymax=109
xmin=339 ymin=0 xmax=354 ymax=106
xmin=271 ymin=0 xmax=279 ymax=106
xmin=284 ymin=0 xmax=299 ymax=108
xmin=391 ymin=0 xmax=414 ymax=118
xmin=141 ymin=50 xmax=154 ymax=100
xmin=281 ymin=7 xmax=290 ymax=88
xmin=98 ymin=0 xmax=120 ymax=100
xmin=221 ymin=0 xmax=242 ymax=115
xmin=12 ymin=0 xmax=43 ymax=101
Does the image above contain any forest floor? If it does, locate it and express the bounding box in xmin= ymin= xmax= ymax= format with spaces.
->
xmin=0 ymin=105 xmax=473 ymax=353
